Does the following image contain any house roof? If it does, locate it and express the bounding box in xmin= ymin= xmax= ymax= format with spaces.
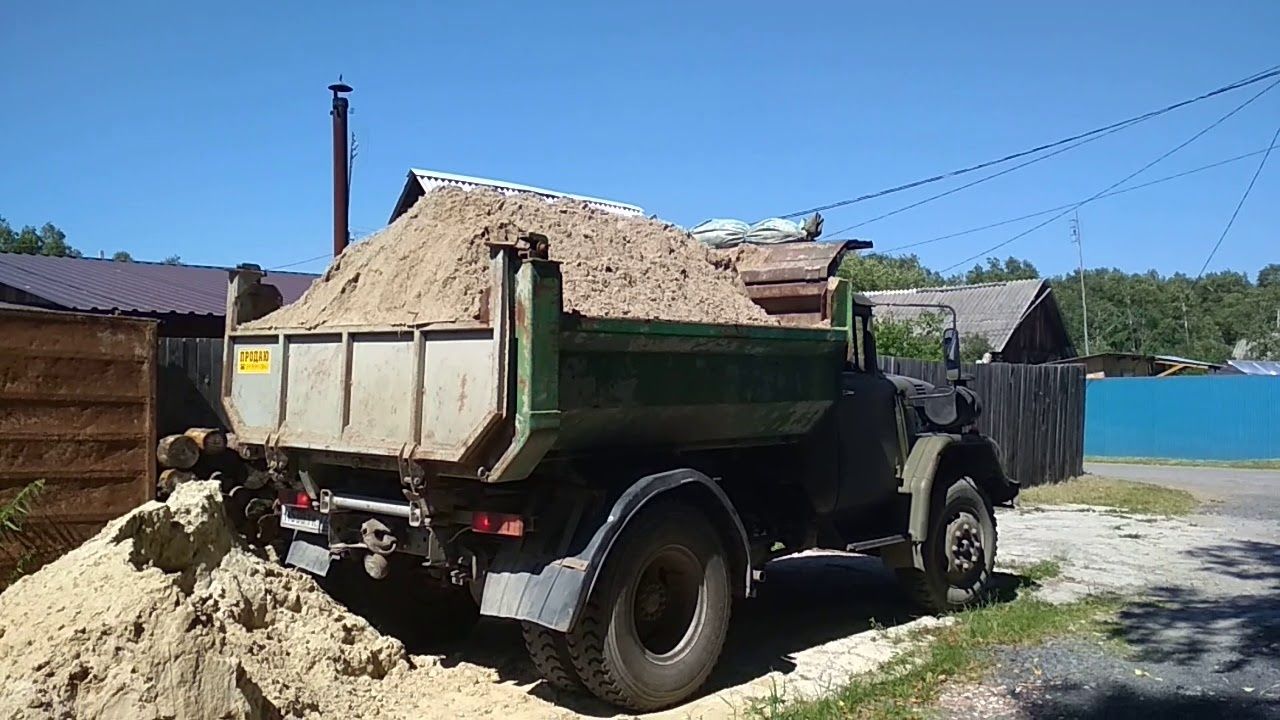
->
xmin=0 ymin=252 xmax=316 ymax=317
xmin=864 ymin=278 xmax=1049 ymax=352
xmin=390 ymin=168 xmax=644 ymax=222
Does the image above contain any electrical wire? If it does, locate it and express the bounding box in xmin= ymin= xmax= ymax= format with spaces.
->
xmin=270 ymin=253 xmax=332 ymax=271
xmin=779 ymin=63 xmax=1280 ymax=219
xmin=1194 ymin=123 xmax=1280 ymax=279
xmin=864 ymin=143 xmax=1280 ymax=254
xmin=937 ymin=77 xmax=1280 ymax=274
xmin=821 ymin=115 xmax=1151 ymax=239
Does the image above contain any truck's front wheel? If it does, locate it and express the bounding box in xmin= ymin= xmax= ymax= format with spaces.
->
xmin=897 ymin=476 xmax=996 ymax=613
xmin=566 ymin=501 xmax=731 ymax=712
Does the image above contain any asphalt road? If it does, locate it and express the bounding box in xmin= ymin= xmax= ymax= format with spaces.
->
xmin=1084 ymin=461 xmax=1280 ymax=522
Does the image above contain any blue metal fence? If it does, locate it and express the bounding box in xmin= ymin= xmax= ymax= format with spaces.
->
xmin=1085 ymin=376 xmax=1280 ymax=461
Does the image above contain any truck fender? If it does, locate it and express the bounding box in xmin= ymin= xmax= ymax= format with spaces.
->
xmin=478 ymin=468 xmax=752 ymax=633
xmin=899 ymin=433 xmax=1016 ymax=543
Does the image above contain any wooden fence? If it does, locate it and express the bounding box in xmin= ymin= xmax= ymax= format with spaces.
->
xmin=881 ymin=357 xmax=1085 ymax=487
xmin=156 ymin=339 xmax=1085 ymax=487
xmin=158 ymin=337 xmax=226 ymax=436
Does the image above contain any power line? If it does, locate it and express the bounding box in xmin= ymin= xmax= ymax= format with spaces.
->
xmin=872 ymin=143 xmax=1280 ymax=254
xmin=937 ymin=77 xmax=1280 ymax=273
xmin=1194 ymin=122 xmax=1280 ymax=279
xmin=271 ymin=253 xmax=331 ymax=271
xmin=822 ymin=113 xmax=1155 ymax=239
xmin=780 ymin=63 xmax=1280 ymax=219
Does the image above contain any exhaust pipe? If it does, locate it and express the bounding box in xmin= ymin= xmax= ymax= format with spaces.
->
xmin=329 ymin=79 xmax=353 ymax=256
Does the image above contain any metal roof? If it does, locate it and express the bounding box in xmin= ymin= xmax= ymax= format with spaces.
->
xmin=390 ymin=168 xmax=644 ymax=222
xmin=1227 ymin=359 xmax=1280 ymax=376
xmin=865 ymin=279 xmax=1049 ymax=352
xmin=0 ymin=252 xmax=316 ymax=317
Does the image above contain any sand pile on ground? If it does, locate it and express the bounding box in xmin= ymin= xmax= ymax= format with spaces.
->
xmin=0 ymin=482 xmax=407 ymax=720
xmin=244 ymin=187 xmax=773 ymax=330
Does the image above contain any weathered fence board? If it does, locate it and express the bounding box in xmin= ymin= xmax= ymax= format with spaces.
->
xmin=881 ymin=357 xmax=1085 ymax=486
xmin=158 ymin=337 xmax=226 ymax=436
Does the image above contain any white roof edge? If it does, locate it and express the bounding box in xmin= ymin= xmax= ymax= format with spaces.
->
xmin=409 ymin=168 xmax=644 ymax=214
xmin=864 ymin=278 xmax=1044 ymax=297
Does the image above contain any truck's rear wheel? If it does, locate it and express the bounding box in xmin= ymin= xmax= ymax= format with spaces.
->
xmin=897 ymin=476 xmax=996 ymax=613
xmin=521 ymin=622 xmax=583 ymax=692
xmin=566 ymin=501 xmax=731 ymax=712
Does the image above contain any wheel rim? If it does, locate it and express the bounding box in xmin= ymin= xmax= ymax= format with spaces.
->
xmin=943 ymin=509 xmax=986 ymax=585
xmin=630 ymin=544 xmax=703 ymax=659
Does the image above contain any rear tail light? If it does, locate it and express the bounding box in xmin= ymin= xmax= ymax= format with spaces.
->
xmin=471 ymin=511 xmax=525 ymax=538
xmin=279 ymin=489 xmax=312 ymax=509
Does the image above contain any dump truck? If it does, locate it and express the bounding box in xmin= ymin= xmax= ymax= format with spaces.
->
xmin=220 ymin=236 xmax=1016 ymax=712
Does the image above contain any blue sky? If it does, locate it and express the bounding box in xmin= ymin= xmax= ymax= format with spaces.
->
xmin=3 ymin=2 xmax=1277 ymax=279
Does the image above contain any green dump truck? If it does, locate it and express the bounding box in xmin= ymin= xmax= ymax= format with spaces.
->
xmin=221 ymin=236 xmax=1016 ymax=712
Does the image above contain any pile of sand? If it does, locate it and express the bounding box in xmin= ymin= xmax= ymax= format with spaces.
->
xmin=244 ymin=188 xmax=774 ymax=330
xmin=0 ymin=482 xmax=407 ymax=720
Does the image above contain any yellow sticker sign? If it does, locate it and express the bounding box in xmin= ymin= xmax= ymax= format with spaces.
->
xmin=237 ymin=348 xmax=271 ymax=374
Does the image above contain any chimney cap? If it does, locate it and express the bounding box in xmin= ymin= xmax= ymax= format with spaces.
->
xmin=328 ymin=81 xmax=353 ymax=95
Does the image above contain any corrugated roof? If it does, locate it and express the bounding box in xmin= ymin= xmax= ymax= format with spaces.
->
xmin=391 ymin=168 xmax=644 ymax=222
xmin=865 ymin=279 xmax=1048 ymax=352
xmin=1228 ymin=359 xmax=1280 ymax=376
xmin=0 ymin=252 xmax=316 ymax=316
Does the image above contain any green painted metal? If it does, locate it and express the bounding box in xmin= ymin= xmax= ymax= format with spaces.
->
xmin=490 ymin=258 xmax=857 ymax=481
xmin=488 ymin=259 xmax=562 ymax=481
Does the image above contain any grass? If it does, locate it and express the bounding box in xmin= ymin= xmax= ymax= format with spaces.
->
xmin=750 ymin=588 xmax=1120 ymax=720
xmin=1087 ymin=456 xmax=1280 ymax=471
xmin=1020 ymin=475 xmax=1198 ymax=516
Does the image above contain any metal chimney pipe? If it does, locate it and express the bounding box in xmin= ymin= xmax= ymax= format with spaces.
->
xmin=329 ymin=80 xmax=353 ymax=256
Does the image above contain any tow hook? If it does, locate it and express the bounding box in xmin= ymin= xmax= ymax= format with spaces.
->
xmin=359 ymin=518 xmax=397 ymax=580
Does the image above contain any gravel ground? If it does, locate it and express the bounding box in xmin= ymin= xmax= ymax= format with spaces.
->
xmin=939 ymin=464 xmax=1280 ymax=720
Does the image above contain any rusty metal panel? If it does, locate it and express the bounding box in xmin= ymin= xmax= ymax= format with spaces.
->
xmin=0 ymin=307 xmax=156 ymax=582
xmin=726 ymin=240 xmax=870 ymax=285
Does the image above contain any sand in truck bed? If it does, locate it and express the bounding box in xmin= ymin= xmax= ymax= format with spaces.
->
xmin=242 ymin=187 xmax=774 ymax=330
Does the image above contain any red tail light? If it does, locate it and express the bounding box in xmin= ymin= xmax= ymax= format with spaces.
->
xmin=471 ymin=511 xmax=524 ymax=538
xmin=279 ymin=489 xmax=311 ymax=508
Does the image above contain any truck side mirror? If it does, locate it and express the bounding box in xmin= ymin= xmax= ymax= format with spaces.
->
xmin=942 ymin=327 xmax=961 ymax=381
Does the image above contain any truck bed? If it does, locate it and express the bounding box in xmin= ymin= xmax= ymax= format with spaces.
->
xmin=223 ymin=244 xmax=854 ymax=482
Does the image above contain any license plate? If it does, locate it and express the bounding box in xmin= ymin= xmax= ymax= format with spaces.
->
xmin=280 ymin=505 xmax=327 ymax=535
xmin=285 ymin=536 xmax=332 ymax=577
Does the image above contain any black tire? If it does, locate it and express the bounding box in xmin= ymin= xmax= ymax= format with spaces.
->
xmin=565 ymin=501 xmax=731 ymax=712
xmin=896 ymin=476 xmax=997 ymax=613
xmin=521 ymin=622 xmax=584 ymax=692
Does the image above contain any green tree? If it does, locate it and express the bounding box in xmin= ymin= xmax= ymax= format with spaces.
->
xmin=1257 ymin=264 xmax=1280 ymax=289
xmin=0 ymin=217 xmax=81 ymax=257
xmin=874 ymin=313 xmax=945 ymax=360
xmin=838 ymin=253 xmax=944 ymax=292
xmin=959 ymin=256 xmax=1040 ymax=284
xmin=163 ymin=255 xmax=182 ymax=265
xmin=111 ymin=251 xmax=134 ymax=262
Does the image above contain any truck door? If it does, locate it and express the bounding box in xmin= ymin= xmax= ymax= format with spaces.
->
xmin=832 ymin=307 xmax=903 ymax=523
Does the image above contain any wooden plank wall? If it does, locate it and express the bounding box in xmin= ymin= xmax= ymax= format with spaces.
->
xmin=881 ymin=357 xmax=1085 ymax=486
xmin=157 ymin=337 xmax=227 ymax=436
xmin=0 ymin=308 xmax=157 ymax=584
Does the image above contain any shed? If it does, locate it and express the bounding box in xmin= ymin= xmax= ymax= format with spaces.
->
xmin=865 ymin=279 xmax=1074 ymax=364
xmin=1051 ymin=352 xmax=1222 ymax=378
xmin=390 ymin=168 xmax=644 ymax=223
xmin=0 ymin=253 xmax=316 ymax=337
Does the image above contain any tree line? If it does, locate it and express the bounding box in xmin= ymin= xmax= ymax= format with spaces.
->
xmin=0 ymin=217 xmax=179 ymax=264
xmin=839 ymin=253 xmax=1280 ymax=363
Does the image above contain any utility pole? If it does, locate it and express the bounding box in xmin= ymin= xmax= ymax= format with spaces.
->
xmin=1070 ymin=212 xmax=1091 ymax=355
